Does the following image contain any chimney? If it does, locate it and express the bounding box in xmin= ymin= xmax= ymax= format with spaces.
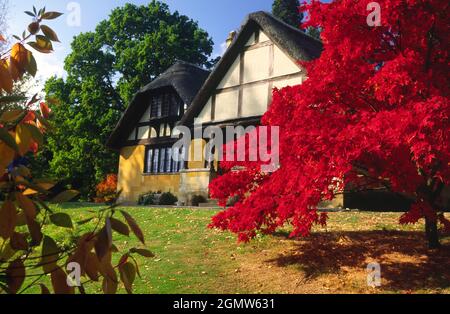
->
xmin=226 ymin=31 xmax=237 ymax=48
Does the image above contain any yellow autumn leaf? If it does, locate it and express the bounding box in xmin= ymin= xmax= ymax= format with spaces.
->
xmin=23 ymin=182 xmax=56 ymax=196
xmin=8 ymin=58 xmax=21 ymax=81
xmin=15 ymin=123 xmax=32 ymax=156
xmin=11 ymin=43 xmax=29 ymax=61
xmin=0 ymin=59 xmax=13 ymax=93
xmin=10 ymin=43 xmax=31 ymax=79
xmin=28 ymin=35 xmax=53 ymax=54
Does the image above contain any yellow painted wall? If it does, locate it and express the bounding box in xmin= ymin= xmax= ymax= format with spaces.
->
xmin=179 ymin=170 xmax=212 ymax=204
xmin=188 ymin=138 xmax=207 ymax=169
xmin=176 ymin=139 xmax=213 ymax=204
xmin=117 ymin=145 xmax=181 ymax=204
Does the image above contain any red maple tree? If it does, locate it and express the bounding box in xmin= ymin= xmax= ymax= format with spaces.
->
xmin=209 ymin=0 xmax=449 ymax=248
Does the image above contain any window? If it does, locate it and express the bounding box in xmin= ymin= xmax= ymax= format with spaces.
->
xmin=173 ymin=146 xmax=186 ymax=173
xmin=144 ymin=146 xmax=185 ymax=174
xmin=159 ymin=148 xmax=166 ymax=173
xmin=145 ymin=149 xmax=153 ymax=173
xmin=172 ymin=148 xmax=179 ymax=173
xmin=165 ymin=148 xmax=172 ymax=173
xmin=148 ymin=93 xmax=183 ymax=119
xmin=171 ymin=94 xmax=182 ymax=116
xmin=179 ymin=146 xmax=186 ymax=171
xmin=150 ymin=96 xmax=162 ymax=118
xmin=152 ymin=149 xmax=159 ymax=174
xmin=162 ymin=94 xmax=170 ymax=117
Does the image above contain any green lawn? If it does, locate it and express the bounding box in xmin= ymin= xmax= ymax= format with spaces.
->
xmin=22 ymin=204 xmax=450 ymax=294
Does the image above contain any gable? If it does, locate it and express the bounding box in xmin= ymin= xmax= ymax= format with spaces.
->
xmin=195 ymin=28 xmax=305 ymax=125
xmin=107 ymin=61 xmax=210 ymax=150
xmin=126 ymin=87 xmax=182 ymax=143
xmin=179 ymin=11 xmax=322 ymax=127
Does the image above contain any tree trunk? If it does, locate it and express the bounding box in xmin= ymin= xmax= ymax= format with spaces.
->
xmin=425 ymin=217 xmax=440 ymax=249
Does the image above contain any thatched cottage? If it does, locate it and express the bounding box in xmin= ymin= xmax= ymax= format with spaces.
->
xmin=107 ymin=11 xmax=323 ymax=205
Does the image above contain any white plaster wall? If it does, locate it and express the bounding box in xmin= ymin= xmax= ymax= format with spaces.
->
xmin=150 ymin=127 xmax=157 ymax=139
xmin=196 ymin=99 xmax=212 ymax=124
xmin=218 ymin=57 xmax=240 ymax=89
xmin=137 ymin=126 xmax=150 ymax=140
xmin=165 ymin=124 xmax=171 ymax=136
xmin=273 ymin=75 xmax=304 ymax=89
xmin=273 ymin=45 xmax=301 ymax=77
xmin=259 ymin=31 xmax=270 ymax=42
xmin=242 ymin=83 xmax=268 ymax=117
xmin=243 ymin=46 xmax=270 ymax=84
xmin=139 ymin=105 xmax=151 ymax=122
xmin=214 ymin=90 xmax=239 ymax=121
xmin=191 ymin=29 xmax=305 ymax=124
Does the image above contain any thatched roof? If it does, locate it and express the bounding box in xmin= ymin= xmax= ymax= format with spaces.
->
xmin=179 ymin=11 xmax=322 ymax=126
xmin=107 ymin=61 xmax=210 ymax=150
xmin=140 ymin=61 xmax=211 ymax=105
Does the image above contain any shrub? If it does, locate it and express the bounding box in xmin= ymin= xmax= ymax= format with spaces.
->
xmin=138 ymin=191 xmax=177 ymax=206
xmin=159 ymin=192 xmax=178 ymax=206
xmin=191 ymin=195 xmax=207 ymax=207
xmin=138 ymin=192 xmax=157 ymax=206
xmin=94 ymin=174 xmax=118 ymax=204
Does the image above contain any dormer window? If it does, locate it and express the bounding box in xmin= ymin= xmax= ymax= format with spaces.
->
xmin=148 ymin=92 xmax=183 ymax=119
xmin=150 ymin=95 xmax=163 ymax=118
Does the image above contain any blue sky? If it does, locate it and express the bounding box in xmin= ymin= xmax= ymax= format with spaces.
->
xmin=7 ymin=0 xmax=274 ymax=89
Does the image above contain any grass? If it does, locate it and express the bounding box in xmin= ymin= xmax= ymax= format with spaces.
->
xmin=21 ymin=204 xmax=450 ymax=294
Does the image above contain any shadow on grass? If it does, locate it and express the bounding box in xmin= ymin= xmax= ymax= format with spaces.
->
xmin=267 ymin=230 xmax=450 ymax=291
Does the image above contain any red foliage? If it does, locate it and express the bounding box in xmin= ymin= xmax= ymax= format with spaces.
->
xmin=209 ymin=0 xmax=449 ymax=241
xmin=94 ymin=174 xmax=118 ymax=204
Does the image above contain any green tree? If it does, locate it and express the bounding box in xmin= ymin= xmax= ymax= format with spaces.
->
xmin=305 ymin=26 xmax=322 ymax=41
xmin=1 ymin=6 xmax=151 ymax=295
xmin=272 ymin=0 xmax=303 ymax=28
xmin=42 ymin=1 xmax=215 ymax=198
xmin=271 ymin=0 xmax=321 ymax=40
